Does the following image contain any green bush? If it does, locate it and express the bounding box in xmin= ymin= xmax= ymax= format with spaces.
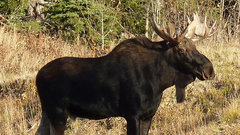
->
xmin=42 ymin=0 xmax=122 ymax=45
xmin=0 ymin=0 xmax=28 ymax=15
xmin=120 ymin=0 xmax=147 ymax=34
xmin=42 ymin=0 xmax=148 ymax=45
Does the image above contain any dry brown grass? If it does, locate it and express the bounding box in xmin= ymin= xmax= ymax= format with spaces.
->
xmin=0 ymin=27 xmax=239 ymax=135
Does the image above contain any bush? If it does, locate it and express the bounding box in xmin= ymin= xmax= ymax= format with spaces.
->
xmin=0 ymin=0 xmax=28 ymax=15
xmin=42 ymin=0 xmax=149 ymax=45
xmin=42 ymin=0 xmax=122 ymax=45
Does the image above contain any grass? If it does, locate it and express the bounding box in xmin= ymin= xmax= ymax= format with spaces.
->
xmin=0 ymin=26 xmax=239 ymax=135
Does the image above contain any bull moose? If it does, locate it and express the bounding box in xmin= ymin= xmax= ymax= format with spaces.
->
xmin=36 ymin=14 xmax=217 ymax=135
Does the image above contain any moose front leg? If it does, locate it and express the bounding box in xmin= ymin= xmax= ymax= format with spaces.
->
xmin=175 ymin=86 xmax=186 ymax=103
xmin=140 ymin=119 xmax=152 ymax=135
xmin=126 ymin=117 xmax=152 ymax=135
xmin=126 ymin=117 xmax=140 ymax=135
xmin=35 ymin=111 xmax=50 ymax=135
xmin=175 ymin=74 xmax=195 ymax=103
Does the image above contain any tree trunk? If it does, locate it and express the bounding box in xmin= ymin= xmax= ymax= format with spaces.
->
xmin=28 ymin=0 xmax=47 ymax=21
xmin=145 ymin=2 xmax=150 ymax=38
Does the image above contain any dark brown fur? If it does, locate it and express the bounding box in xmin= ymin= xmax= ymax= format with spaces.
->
xmin=36 ymin=37 xmax=214 ymax=135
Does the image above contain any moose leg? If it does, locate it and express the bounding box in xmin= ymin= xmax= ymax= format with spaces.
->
xmin=140 ymin=119 xmax=152 ymax=135
xmin=175 ymin=74 xmax=195 ymax=103
xmin=35 ymin=111 xmax=50 ymax=135
xmin=47 ymin=107 xmax=68 ymax=135
xmin=50 ymin=123 xmax=66 ymax=135
xmin=126 ymin=117 xmax=140 ymax=135
xmin=49 ymin=114 xmax=67 ymax=135
xmin=175 ymin=86 xmax=186 ymax=103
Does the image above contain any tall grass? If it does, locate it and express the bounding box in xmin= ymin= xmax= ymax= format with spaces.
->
xmin=0 ymin=27 xmax=239 ymax=135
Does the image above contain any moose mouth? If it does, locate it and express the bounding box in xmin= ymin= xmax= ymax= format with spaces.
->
xmin=194 ymin=67 xmax=215 ymax=81
xmin=195 ymin=70 xmax=208 ymax=80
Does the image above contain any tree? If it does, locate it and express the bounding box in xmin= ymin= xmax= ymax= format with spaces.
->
xmin=42 ymin=0 xmax=121 ymax=46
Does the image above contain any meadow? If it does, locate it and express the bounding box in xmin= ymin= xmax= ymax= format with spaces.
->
xmin=0 ymin=26 xmax=239 ymax=135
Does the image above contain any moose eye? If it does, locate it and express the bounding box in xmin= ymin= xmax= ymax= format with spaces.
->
xmin=179 ymin=49 xmax=185 ymax=54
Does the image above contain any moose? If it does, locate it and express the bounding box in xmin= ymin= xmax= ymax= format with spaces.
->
xmin=36 ymin=14 xmax=217 ymax=135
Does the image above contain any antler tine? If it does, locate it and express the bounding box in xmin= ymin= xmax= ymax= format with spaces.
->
xmin=208 ymin=20 xmax=219 ymax=37
xmin=202 ymin=16 xmax=218 ymax=38
xmin=151 ymin=18 xmax=175 ymax=42
xmin=177 ymin=28 xmax=188 ymax=42
xmin=193 ymin=13 xmax=198 ymax=21
xmin=187 ymin=16 xmax=191 ymax=24
xmin=209 ymin=20 xmax=216 ymax=33
xmin=204 ymin=16 xmax=210 ymax=37
xmin=184 ymin=13 xmax=199 ymax=39
xmin=167 ymin=23 xmax=176 ymax=38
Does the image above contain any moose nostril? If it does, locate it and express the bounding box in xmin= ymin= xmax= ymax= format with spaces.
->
xmin=203 ymin=63 xmax=215 ymax=80
xmin=210 ymin=69 xmax=215 ymax=79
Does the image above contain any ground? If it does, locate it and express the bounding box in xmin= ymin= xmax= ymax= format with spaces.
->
xmin=0 ymin=27 xmax=239 ymax=135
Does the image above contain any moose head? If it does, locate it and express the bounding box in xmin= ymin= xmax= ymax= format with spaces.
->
xmin=152 ymin=13 xmax=217 ymax=102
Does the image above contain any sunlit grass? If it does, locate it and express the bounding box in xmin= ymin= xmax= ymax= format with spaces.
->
xmin=0 ymin=26 xmax=239 ymax=135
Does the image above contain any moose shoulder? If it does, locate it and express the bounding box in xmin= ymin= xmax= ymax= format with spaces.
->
xmin=36 ymin=14 xmax=216 ymax=135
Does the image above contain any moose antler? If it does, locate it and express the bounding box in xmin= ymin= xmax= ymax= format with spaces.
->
xmin=151 ymin=13 xmax=218 ymax=43
xmin=151 ymin=18 xmax=175 ymax=42
xmin=151 ymin=18 xmax=187 ymax=43
xmin=185 ymin=13 xmax=219 ymax=41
